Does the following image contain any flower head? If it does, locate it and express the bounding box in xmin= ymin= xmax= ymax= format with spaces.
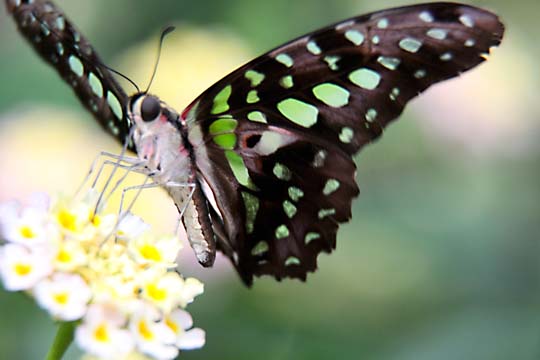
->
xmin=0 ymin=192 xmax=205 ymax=359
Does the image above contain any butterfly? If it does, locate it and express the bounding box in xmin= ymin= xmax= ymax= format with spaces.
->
xmin=6 ymin=0 xmax=504 ymax=286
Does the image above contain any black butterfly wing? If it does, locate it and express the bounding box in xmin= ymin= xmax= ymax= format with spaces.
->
xmin=183 ymin=3 xmax=504 ymax=285
xmin=6 ymin=0 xmax=131 ymax=142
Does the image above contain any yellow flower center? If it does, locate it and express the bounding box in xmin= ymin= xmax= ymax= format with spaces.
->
xmin=138 ymin=320 xmax=154 ymax=340
xmin=56 ymin=249 xmax=72 ymax=263
xmin=91 ymin=214 xmax=101 ymax=227
xmin=146 ymin=283 xmax=167 ymax=301
xmin=94 ymin=324 xmax=110 ymax=343
xmin=165 ymin=317 xmax=179 ymax=334
xmin=19 ymin=226 xmax=35 ymax=239
xmin=53 ymin=292 xmax=69 ymax=305
xmin=140 ymin=244 xmax=161 ymax=261
xmin=14 ymin=263 xmax=32 ymax=276
xmin=58 ymin=209 xmax=77 ymax=231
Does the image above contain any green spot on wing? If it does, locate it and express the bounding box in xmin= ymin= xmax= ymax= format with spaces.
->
xmin=273 ymin=163 xmax=292 ymax=181
xmin=283 ymin=200 xmax=297 ymax=218
xmin=349 ymin=68 xmax=381 ymax=90
xmin=399 ymin=37 xmax=422 ymax=53
xmin=377 ymin=18 xmax=389 ymax=29
xmin=339 ymin=127 xmax=354 ymax=143
xmin=427 ymin=28 xmax=447 ymax=40
xmin=246 ymin=90 xmax=259 ymax=104
xmin=244 ymin=70 xmax=265 ymax=87
xmin=305 ymin=232 xmax=320 ymax=244
xmin=277 ymin=98 xmax=318 ymax=128
xmin=377 ymin=56 xmax=401 ymax=70
xmin=307 ymin=40 xmax=321 ymax=55
xmin=324 ymin=55 xmax=340 ymax=71
xmin=225 ymin=150 xmax=255 ymax=190
xmin=390 ymin=87 xmax=400 ymax=101
xmin=344 ymin=29 xmax=364 ymax=45
xmin=312 ymin=150 xmax=327 ymax=167
xmin=312 ymin=83 xmax=350 ymax=108
xmin=106 ymin=92 xmax=123 ymax=120
xmin=285 ymin=256 xmax=301 ymax=266
xmin=419 ymin=11 xmax=434 ymax=22
xmin=251 ymin=241 xmax=268 ymax=255
xmin=211 ymin=85 xmax=232 ymax=114
xmin=414 ymin=69 xmax=426 ymax=79
xmin=318 ymin=208 xmax=336 ymax=219
xmin=323 ymin=179 xmax=340 ymax=195
xmin=247 ymin=111 xmax=267 ymax=123
xmin=55 ymin=17 xmax=65 ymax=30
xmin=275 ymin=224 xmax=290 ymax=239
xmin=88 ymin=72 xmax=103 ymax=98
xmin=213 ymin=134 xmax=237 ymax=149
xmin=275 ymin=53 xmax=293 ymax=67
xmin=68 ymin=55 xmax=84 ymax=77
xmin=209 ymin=118 xmax=237 ymax=135
xmin=241 ymin=191 xmax=259 ymax=234
xmin=365 ymin=108 xmax=377 ymax=122
xmin=459 ymin=14 xmax=474 ymax=27
xmin=440 ymin=52 xmax=452 ymax=61
xmin=279 ymin=75 xmax=294 ymax=89
xmin=288 ymin=187 xmax=304 ymax=202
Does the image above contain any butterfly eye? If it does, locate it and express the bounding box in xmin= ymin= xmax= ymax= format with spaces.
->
xmin=140 ymin=96 xmax=161 ymax=122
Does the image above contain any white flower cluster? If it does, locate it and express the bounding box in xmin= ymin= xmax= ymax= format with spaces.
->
xmin=0 ymin=192 xmax=205 ymax=360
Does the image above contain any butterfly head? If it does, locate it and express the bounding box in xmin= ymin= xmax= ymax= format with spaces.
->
xmin=127 ymin=92 xmax=188 ymax=179
xmin=128 ymin=92 xmax=166 ymax=124
xmin=127 ymin=92 xmax=182 ymax=139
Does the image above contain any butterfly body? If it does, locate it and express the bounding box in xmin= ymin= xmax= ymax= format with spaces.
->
xmin=128 ymin=94 xmax=217 ymax=266
xmin=6 ymin=0 xmax=504 ymax=286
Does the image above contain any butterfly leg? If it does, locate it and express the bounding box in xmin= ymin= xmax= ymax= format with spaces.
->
xmin=117 ymin=179 xmax=195 ymax=220
xmin=76 ymin=151 xmax=142 ymax=197
xmin=117 ymin=176 xmax=155 ymax=219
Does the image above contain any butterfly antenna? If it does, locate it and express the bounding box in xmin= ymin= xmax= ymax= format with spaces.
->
xmin=101 ymin=64 xmax=140 ymax=93
xmin=145 ymin=26 xmax=176 ymax=93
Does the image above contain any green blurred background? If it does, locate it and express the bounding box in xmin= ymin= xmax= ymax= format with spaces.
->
xmin=1 ymin=0 xmax=539 ymax=359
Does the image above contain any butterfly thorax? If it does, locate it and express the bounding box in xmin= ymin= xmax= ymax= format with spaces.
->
xmin=129 ymin=94 xmax=191 ymax=184
xmin=128 ymin=93 xmax=217 ymax=266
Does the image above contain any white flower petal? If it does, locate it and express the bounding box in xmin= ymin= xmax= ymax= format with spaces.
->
xmin=177 ymin=328 xmax=206 ymax=350
xmin=130 ymin=304 xmax=178 ymax=359
xmin=34 ymin=273 xmax=91 ymax=321
xmin=0 ymin=243 xmax=54 ymax=291
xmin=116 ymin=213 xmax=150 ymax=240
xmin=28 ymin=192 xmax=51 ymax=212
xmin=170 ymin=309 xmax=193 ymax=330
xmin=76 ymin=303 xmax=135 ymax=359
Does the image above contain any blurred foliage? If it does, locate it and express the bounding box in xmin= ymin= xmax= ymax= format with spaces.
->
xmin=1 ymin=0 xmax=539 ymax=359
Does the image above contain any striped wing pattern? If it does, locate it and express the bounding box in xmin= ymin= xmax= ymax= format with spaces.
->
xmin=6 ymin=0 xmax=131 ymax=142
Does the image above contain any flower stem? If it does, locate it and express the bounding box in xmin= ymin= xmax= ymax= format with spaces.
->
xmin=45 ymin=321 xmax=76 ymax=360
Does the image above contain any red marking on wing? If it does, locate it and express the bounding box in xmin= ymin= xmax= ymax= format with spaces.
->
xmin=181 ymin=101 xmax=196 ymax=121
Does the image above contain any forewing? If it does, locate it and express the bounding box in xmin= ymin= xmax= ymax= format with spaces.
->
xmin=6 ymin=0 xmax=131 ymax=143
xmin=185 ymin=3 xmax=504 ymax=285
